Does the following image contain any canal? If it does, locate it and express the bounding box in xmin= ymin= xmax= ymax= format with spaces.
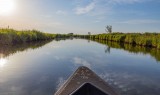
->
xmin=0 ymin=39 xmax=160 ymax=95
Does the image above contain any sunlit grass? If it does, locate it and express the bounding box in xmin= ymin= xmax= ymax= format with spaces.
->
xmin=76 ymin=33 xmax=160 ymax=49
xmin=0 ymin=28 xmax=56 ymax=45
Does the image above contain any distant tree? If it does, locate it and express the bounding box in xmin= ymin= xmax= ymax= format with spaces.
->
xmin=105 ymin=25 xmax=112 ymax=33
xmin=88 ymin=32 xmax=91 ymax=35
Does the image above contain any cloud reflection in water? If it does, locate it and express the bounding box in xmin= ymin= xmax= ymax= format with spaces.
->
xmin=56 ymin=77 xmax=66 ymax=90
xmin=73 ymin=57 xmax=91 ymax=68
xmin=99 ymin=71 xmax=160 ymax=95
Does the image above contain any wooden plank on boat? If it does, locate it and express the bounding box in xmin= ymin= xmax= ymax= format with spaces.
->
xmin=54 ymin=66 xmax=118 ymax=95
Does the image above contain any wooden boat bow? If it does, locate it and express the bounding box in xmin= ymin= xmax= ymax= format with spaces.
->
xmin=54 ymin=66 xmax=119 ymax=95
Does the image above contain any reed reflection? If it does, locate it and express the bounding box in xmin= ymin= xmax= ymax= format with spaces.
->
xmin=0 ymin=40 xmax=53 ymax=58
xmin=94 ymin=39 xmax=160 ymax=62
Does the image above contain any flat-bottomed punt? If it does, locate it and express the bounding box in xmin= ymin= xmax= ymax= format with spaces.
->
xmin=55 ymin=66 xmax=118 ymax=95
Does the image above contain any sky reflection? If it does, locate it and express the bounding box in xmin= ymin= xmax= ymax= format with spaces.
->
xmin=0 ymin=39 xmax=160 ymax=95
xmin=0 ymin=57 xmax=8 ymax=68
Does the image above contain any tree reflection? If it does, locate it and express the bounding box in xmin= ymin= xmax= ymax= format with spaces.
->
xmin=105 ymin=46 xmax=110 ymax=54
xmin=88 ymin=39 xmax=90 ymax=43
xmin=94 ymin=39 xmax=160 ymax=62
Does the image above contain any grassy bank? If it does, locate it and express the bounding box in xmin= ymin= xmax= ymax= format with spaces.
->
xmin=76 ymin=33 xmax=160 ymax=49
xmin=0 ymin=29 xmax=56 ymax=45
xmin=2 ymin=28 xmax=160 ymax=49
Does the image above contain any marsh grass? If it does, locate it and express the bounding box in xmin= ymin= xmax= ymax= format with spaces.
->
xmin=84 ymin=33 xmax=160 ymax=49
xmin=0 ymin=29 xmax=56 ymax=45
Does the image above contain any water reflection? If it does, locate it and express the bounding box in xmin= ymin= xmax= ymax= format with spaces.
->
xmin=0 ymin=40 xmax=53 ymax=58
xmin=0 ymin=57 xmax=7 ymax=68
xmin=56 ymin=77 xmax=66 ymax=90
xmin=98 ymin=69 xmax=160 ymax=95
xmin=105 ymin=46 xmax=110 ymax=53
xmin=0 ymin=39 xmax=160 ymax=95
xmin=73 ymin=57 xmax=91 ymax=68
xmin=94 ymin=39 xmax=160 ymax=62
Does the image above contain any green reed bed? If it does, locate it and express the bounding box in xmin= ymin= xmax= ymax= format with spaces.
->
xmin=77 ymin=33 xmax=160 ymax=49
xmin=0 ymin=29 xmax=56 ymax=45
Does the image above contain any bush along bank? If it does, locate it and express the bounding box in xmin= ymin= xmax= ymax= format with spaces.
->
xmin=0 ymin=29 xmax=56 ymax=45
xmin=77 ymin=33 xmax=160 ymax=49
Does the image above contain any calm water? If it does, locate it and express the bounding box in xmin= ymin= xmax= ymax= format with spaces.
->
xmin=0 ymin=39 xmax=160 ymax=95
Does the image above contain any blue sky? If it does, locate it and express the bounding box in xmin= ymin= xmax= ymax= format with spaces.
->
xmin=0 ymin=0 xmax=160 ymax=34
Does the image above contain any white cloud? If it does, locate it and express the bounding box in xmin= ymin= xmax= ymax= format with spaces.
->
xmin=107 ymin=0 xmax=150 ymax=4
xmin=41 ymin=15 xmax=52 ymax=18
xmin=73 ymin=0 xmax=144 ymax=16
xmin=93 ymin=20 xmax=101 ymax=23
xmin=92 ymin=17 xmax=106 ymax=23
xmin=75 ymin=2 xmax=95 ymax=15
xmin=37 ymin=22 xmax=63 ymax=27
xmin=47 ymin=22 xmax=63 ymax=26
xmin=117 ymin=19 xmax=160 ymax=24
xmin=56 ymin=10 xmax=67 ymax=15
xmin=111 ymin=0 xmax=141 ymax=3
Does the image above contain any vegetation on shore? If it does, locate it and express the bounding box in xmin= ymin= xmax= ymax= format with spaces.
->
xmin=0 ymin=28 xmax=56 ymax=45
xmin=1 ymin=28 xmax=160 ymax=61
xmin=1 ymin=28 xmax=160 ymax=50
xmin=75 ymin=33 xmax=160 ymax=49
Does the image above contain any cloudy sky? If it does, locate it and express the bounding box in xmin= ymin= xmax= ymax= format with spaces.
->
xmin=0 ymin=0 xmax=160 ymax=34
